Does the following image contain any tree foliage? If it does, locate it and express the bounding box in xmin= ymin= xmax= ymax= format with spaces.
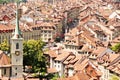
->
xmin=109 ymin=75 xmax=120 ymax=80
xmin=47 ymin=73 xmax=59 ymax=80
xmin=111 ymin=43 xmax=120 ymax=53
xmin=23 ymin=39 xmax=47 ymax=77
xmin=0 ymin=39 xmax=10 ymax=53
xmin=0 ymin=0 xmax=10 ymax=4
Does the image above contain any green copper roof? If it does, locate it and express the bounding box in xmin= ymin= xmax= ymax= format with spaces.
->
xmin=12 ymin=1 xmax=22 ymax=39
xmin=15 ymin=2 xmax=21 ymax=34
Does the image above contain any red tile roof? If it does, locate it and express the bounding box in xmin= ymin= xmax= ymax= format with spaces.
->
xmin=92 ymin=47 xmax=107 ymax=56
xmin=55 ymin=50 xmax=72 ymax=62
xmin=44 ymin=50 xmax=57 ymax=58
xmin=47 ymin=68 xmax=58 ymax=73
xmin=57 ymin=71 xmax=90 ymax=80
xmin=74 ymin=59 xmax=89 ymax=71
xmin=0 ymin=50 xmax=11 ymax=67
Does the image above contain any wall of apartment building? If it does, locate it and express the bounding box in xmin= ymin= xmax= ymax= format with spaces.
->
xmin=0 ymin=29 xmax=41 ymax=44
xmin=55 ymin=20 xmax=63 ymax=34
xmin=41 ymin=30 xmax=55 ymax=42
xmin=98 ymin=65 xmax=110 ymax=80
xmin=68 ymin=68 xmax=74 ymax=77
xmin=0 ymin=33 xmax=12 ymax=43
xmin=0 ymin=67 xmax=11 ymax=77
xmin=84 ymin=24 xmax=108 ymax=41
xmin=0 ymin=69 xmax=1 ymax=77
xmin=65 ymin=45 xmax=78 ymax=54
xmin=23 ymin=29 xmax=41 ymax=41
xmin=50 ymin=57 xmax=54 ymax=68
xmin=54 ymin=61 xmax=64 ymax=77
xmin=96 ymin=23 xmax=113 ymax=41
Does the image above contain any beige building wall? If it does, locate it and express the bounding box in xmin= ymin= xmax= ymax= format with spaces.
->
xmin=0 ymin=69 xmax=2 ymax=77
xmin=0 ymin=23 xmax=61 ymax=43
xmin=0 ymin=67 xmax=11 ymax=77
xmin=11 ymin=33 xmax=23 ymax=78
xmin=0 ymin=29 xmax=41 ymax=44
xmin=41 ymin=30 xmax=55 ymax=42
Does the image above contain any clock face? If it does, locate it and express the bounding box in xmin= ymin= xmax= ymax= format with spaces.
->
xmin=15 ymin=51 xmax=20 ymax=56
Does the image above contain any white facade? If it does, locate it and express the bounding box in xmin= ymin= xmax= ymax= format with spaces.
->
xmin=65 ymin=45 xmax=78 ymax=54
xmin=11 ymin=38 xmax=23 ymax=78
xmin=41 ymin=30 xmax=54 ymax=42
xmin=50 ymin=57 xmax=54 ymax=68
xmin=68 ymin=68 xmax=74 ymax=76
xmin=98 ymin=65 xmax=110 ymax=80
xmin=54 ymin=61 xmax=64 ymax=77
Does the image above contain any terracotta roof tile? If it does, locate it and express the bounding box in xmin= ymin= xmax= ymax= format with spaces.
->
xmin=58 ymin=71 xmax=90 ymax=80
xmin=63 ymin=54 xmax=75 ymax=64
xmin=92 ymin=47 xmax=107 ymax=56
xmin=55 ymin=50 xmax=72 ymax=61
xmin=109 ymin=54 xmax=119 ymax=62
xmin=74 ymin=59 xmax=89 ymax=71
xmin=64 ymin=27 xmax=82 ymax=46
xmin=44 ymin=50 xmax=57 ymax=58
xmin=47 ymin=68 xmax=58 ymax=73
xmin=0 ymin=50 xmax=11 ymax=67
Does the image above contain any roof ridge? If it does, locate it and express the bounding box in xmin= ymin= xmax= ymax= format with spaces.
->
xmin=108 ymin=54 xmax=120 ymax=66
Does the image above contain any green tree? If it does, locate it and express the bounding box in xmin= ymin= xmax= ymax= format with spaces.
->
xmin=23 ymin=39 xmax=47 ymax=79
xmin=0 ymin=39 xmax=10 ymax=53
xmin=47 ymin=73 xmax=59 ymax=80
xmin=111 ymin=43 xmax=120 ymax=52
xmin=109 ymin=75 xmax=120 ymax=80
xmin=0 ymin=0 xmax=10 ymax=4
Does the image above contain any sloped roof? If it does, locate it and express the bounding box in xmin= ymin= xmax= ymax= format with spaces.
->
xmin=47 ymin=68 xmax=58 ymax=73
xmin=57 ymin=71 xmax=90 ymax=80
xmin=44 ymin=50 xmax=57 ymax=58
xmin=92 ymin=47 xmax=107 ymax=56
xmin=0 ymin=50 xmax=11 ymax=67
xmin=55 ymin=50 xmax=72 ymax=62
xmin=74 ymin=59 xmax=89 ymax=71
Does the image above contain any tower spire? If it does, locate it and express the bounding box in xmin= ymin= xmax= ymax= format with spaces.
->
xmin=12 ymin=1 xmax=22 ymax=39
xmin=11 ymin=1 xmax=23 ymax=78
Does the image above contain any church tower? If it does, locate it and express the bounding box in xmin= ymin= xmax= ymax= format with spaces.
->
xmin=11 ymin=1 xmax=23 ymax=78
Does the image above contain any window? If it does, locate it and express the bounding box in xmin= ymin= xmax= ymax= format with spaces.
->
xmin=16 ymin=59 xmax=18 ymax=62
xmin=44 ymin=31 xmax=47 ymax=33
xmin=44 ymin=38 xmax=47 ymax=40
xmin=58 ymin=65 xmax=60 ymax=68
xmin=48 ymin=31 xmax=51 ymax=33
xmin=44 ymin=34 xmax=47 ymax=37
xmin=16 ymin=43 xmax=19 ymax=49
xmin=15 ymin=73 xmax=17 ymax=76
xmin=4 ymin=68 xmax=6 ymax=75
xmin=48 ymin=34 xmax=51 ymax=37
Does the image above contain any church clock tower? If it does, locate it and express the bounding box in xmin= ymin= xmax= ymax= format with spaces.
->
xmin=11 ymin=1 xmax=23 ymax=78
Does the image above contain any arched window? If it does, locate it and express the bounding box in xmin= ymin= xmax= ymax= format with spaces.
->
xmin=16 ymin=43 xmax=19 ymax=49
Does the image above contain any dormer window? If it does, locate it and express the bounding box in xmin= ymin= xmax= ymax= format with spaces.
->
xmin=16 ymin=43 xmax=19 ymax=49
